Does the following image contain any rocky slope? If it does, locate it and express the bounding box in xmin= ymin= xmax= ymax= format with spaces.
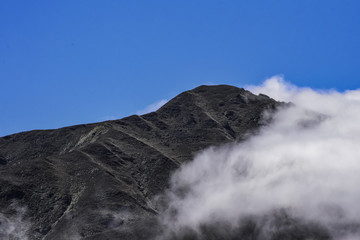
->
xmin=1 ymin=85 xmax=287 ymax=239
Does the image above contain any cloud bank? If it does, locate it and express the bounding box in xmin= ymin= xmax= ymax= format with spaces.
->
xmin=157 ymin=76 xmax=360 ymax=239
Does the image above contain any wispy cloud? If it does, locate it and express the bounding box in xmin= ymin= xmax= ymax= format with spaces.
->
xmin=0 ymin=204 xmax=30 ymax=240
xmin=99 ymin=99 xmax=168 ymax=122
xmin=99 ymin=115 xmax=119 ymax=121
xmin=136 ymin=99 xmax=168 ymax=115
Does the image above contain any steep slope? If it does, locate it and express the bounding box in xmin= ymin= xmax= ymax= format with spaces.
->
xmin=0 ymin=85 xmax=280 ymax=239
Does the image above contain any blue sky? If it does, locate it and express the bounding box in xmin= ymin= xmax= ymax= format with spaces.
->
xmin=1 ymin=0 xmax=360 ymax=136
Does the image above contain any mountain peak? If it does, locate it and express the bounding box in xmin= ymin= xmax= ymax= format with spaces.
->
xmin=0 ymin=85 xmax=281 ymax=240
xmin=156 ymin=84 xmax=273 ymax=115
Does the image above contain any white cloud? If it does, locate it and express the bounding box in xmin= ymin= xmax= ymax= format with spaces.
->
xmin=99 ymin=99 xmax=168 ymax=121
xmin=156 ymin=76 xmax=360 ymax=239
xmin=136 ymin=99 xmax=168 ymax=115
xmin=99 ymin=115 xmax=118 ymax=121
xmin=0 ymin=204 xmax=30 ymax=240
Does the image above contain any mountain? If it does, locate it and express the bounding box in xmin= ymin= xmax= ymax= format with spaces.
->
xmin=0 ymin=85 xmax=282 ymax=239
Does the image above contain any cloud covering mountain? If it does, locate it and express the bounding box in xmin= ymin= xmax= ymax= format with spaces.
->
xmin=157 ymin=77 xmax=360 ymax=240
xmin=1 ymin=77 xmax=360 ymax=239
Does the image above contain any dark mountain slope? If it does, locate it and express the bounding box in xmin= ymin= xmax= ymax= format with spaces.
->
xmin=0 ymin=85 xmax=280 ymax=239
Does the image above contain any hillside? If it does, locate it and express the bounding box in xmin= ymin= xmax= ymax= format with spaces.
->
xmin=0 ymin=85 xmax=281 ymax=239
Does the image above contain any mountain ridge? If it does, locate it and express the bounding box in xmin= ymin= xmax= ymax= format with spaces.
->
xmin=0 ymin=85 xmax=281 ymax=239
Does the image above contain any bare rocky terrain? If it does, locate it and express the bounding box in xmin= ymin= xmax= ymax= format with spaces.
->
xmin=0 ymin=85 xmax=332 ymax=239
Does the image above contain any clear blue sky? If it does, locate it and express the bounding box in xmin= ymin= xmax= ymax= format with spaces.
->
xmin=1 ymin=0 xmax=360 ymax=136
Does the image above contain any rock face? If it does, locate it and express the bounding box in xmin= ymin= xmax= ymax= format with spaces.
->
xmin=0 ymin=85 xmax=281 ymax=239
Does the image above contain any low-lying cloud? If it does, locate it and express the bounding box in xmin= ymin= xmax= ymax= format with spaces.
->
xmin=156 ymin=76 xmax=360 ymax=239
xmin=0 ymin=203 xmax=30 ymax=240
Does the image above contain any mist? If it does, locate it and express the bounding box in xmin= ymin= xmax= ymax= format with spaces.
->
xmin=156 ymin=77 xmax=360 ymax=239
xmin=0 ymin=203 xmax=30 ymax=240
